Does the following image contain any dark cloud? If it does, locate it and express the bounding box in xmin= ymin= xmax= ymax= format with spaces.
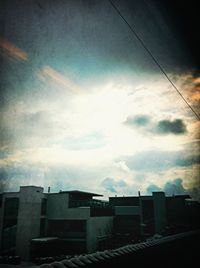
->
xmin=125 ymin=150 xmax=178 ymax=171
xmin=175 ymin=154 xmax=200 ymax=166
xmin=156 ymin=119 xmax=187 ymax=135
xmin=124 ymin=115 xmax=150 ymax=127
xmin=147 ymin=178 xmax=200 ymax=201
xmin=0 ymin=165 xmax=43 ymax=192
xmin=125 ymin=150 xmax=200 ymax=172
xmin=101 ymin=178 xmax=117 ymax=193
xmin=164 ymin=178 xmax=187 ymax=195
xmin=146 ymin=183 xmax=162 ymax=193
xmin=101 ymin=177 xmax=128 ymax=193
xmin=124 ymin=115 xmax=187 ymax=136
xmin=147 ymin=178 xmax=187 ymax=196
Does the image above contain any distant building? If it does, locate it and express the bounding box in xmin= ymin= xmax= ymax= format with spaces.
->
xmin=0 ymin=186 xmax=113 ymax=260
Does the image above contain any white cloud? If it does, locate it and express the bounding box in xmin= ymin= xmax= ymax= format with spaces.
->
xmin=1 ymin=70 xmax=199 ymax=197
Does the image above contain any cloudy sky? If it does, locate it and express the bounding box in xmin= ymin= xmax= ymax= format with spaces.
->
xmin=0 ymin=0 xmax=199 ymax=199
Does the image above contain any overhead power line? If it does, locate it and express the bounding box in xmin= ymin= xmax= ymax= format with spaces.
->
xmin=108 ymin=0 xmax=200 ymax=120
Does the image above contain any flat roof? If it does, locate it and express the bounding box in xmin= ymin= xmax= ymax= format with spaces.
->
xmin=110 ymin=194 xmax=191 ymax=199
xmin=59 ymin=190 xmax=103 ymax=197
xmin=166 ymin=194 xmax=191 ymax=199
xmin=109 ymin=196 xmax=139 ymax=199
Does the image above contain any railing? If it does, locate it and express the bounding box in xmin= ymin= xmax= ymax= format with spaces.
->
xmin=69 ymin=199 xmax=111 ymax=208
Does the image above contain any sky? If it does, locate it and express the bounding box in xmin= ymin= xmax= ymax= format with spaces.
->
xmin=0 ymin=0 xmax=199 ymax=199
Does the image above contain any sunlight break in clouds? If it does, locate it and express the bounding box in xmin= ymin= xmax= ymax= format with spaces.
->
xmin=1 ymin=70 xmax=198 ymax=197
xmin=0 ymin=0 xmax=199 ymax=200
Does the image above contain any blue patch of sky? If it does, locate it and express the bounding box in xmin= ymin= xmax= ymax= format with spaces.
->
xmin=61 ymin=131 xmax=106 ymax=150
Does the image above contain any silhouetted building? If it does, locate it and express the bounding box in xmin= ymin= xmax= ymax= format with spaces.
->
xmin=166 ymin=195 xmax=200 ymax=233
xmin=1 ymin=187 xmax=199 ymax=261
xmin=0 ymin=186 xmax=113 ymax=260
xmin=109 ymin=192 xmax=198 ymax=244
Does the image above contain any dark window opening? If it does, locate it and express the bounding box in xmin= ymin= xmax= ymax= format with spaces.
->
xmin=3 ymin=198 xmax=19 ymax=228
xmin=109 ymin=197 xmax=140 ymax=206
xmin=47 ymin=220 xmax=86 ymax=238
xmin=114 ymin=215 xmax=141 ymax=235
xmin=41 ymin=198 xmax=47 ymax=216
xmin=141 ymin=200 xmax=155 ymax=234
xmin=2 ymin=225 xmax=17 ymax=251
xmin=40 ymin=219 xmax=46 ymax=237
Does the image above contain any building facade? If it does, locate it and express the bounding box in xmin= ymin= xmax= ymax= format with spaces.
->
xmin=0 ymin=186 xmax=45 ymax=260
xmin=109 ymin=192 xmax=195 ymax=244
xmin=0 ymin=186 xmax=113 ymax=260
xmin=1 ymin=186 xmax=199 ymax=261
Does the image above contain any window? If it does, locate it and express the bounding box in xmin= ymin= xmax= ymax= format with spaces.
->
xmin=41 ymin=198 xmax=47 ymax=215
xmin=40 ymin=219 xmax=46 ymax=236
xmin=47 ymin=220 xmax=86 ymax=238
xmin=3 ymin=198 xmax=19 ymax=228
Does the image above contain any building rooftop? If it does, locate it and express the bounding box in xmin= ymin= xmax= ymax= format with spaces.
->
xmin=32 ymin=237 xmax=58 ymax=242
xmin=166 ymin=194 xmax=191 ymax=199
xmin=59 ymin=190 xmax=103 ymax=197
xmin=110 ymin=193 xmax=191 ymax=199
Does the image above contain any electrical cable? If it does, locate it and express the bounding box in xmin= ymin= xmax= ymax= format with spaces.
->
xmin=108 ymin=0 xmax=200 ymax=120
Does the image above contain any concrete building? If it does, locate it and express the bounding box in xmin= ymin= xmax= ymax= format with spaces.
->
xmin=1 ymin=186 xmax=198 ymax=261
xmin=0 ymin=186 xmax=113 ymax=260
xmin=0 ymin=186 xmax=45 ymax=260
xmin=109 ymin=192 xmax=192 ymax=243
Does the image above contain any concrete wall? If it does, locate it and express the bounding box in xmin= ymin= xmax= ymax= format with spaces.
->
xmin=16 ymin=186 xmax=44 ymax=260
xmin=46 ymin=193 xmax=69 ymax=219
xmin=66 ymin=208 xmax=91 ymax=219
xmin=47 ymin=206 xmax=91 ymax=220
xmin=153 ymin=192 xmax=167 ymax=234
xmin=115 ymin=206 xmax=140 ymax=215
xmin=86 ymin=216 xmax=113 ymax=252
xmin=46 ymin=193 xmax=90 ymax=219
